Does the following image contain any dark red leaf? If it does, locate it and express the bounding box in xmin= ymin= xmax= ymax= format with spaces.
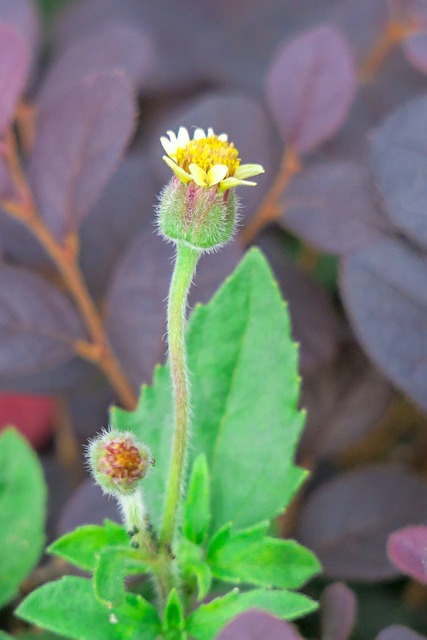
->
xmin=321 ymin=582 xmax=357 ymax=640
xmin=296 ymin=465 xmax=427 ymax=580
xmin=266 ymin=25 xmax=357 ymax=153
xmin=0 ymin=264 xmax=85 ymax=376
xmin=30 ymin=71 xmax=135 ymax=242
xmin=282 ymin=161 xmax=389 ymax=255
xmin=387 ymin=526 xmax=427 ymax=584
xmin=0 ymin=393 xmax=55 ymax=449
xmin=0 ymin=22 xmax=30 ymax=134
xmin=215 ymin=610 xmax=304 ymax=640
xmin=340 ymin=235 xmax=427 ymax=412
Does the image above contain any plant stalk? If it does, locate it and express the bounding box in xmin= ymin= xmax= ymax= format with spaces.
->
xmin=160 ymin=241 xmax=200 ymax=549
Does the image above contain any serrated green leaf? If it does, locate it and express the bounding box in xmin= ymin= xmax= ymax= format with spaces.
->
xmin=186 ymin=587 xmax=318 ymax=640
xmin=183 ymin=454 xmax=210 ymax=545
xmin=94 ymin=545 xmax=153 ymax=607
xmin=208 ymin=521 xmax=321 ymax=589
xmin=0 ymin=428 xmax=46 ymax=608
xmin=164 ymin=588 xmax=185 ymax=631
xmin=177 ymin=538 xmax=212 ymax=601
xmin=0 ymin=632 xmax=12 ymax=639
xmin=48 ymin=520 xmax=129 ymax=571
xmin=111 ymin=249 xmax=306 ymax=532
xmin=16 ymin=576 xmax=160 ymax=640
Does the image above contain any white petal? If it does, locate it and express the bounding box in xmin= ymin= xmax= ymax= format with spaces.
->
xmin=163 ymin=156 xmax=192 ymax=183
xmin=218 ymin=133 xmax=228 ymax=142
xmin=160 ymin=136 xmax=176 ymax=157
xmin=219 ymin=177 xmax=257 ymax=191
xmin=193 ymin=128 xmax=206 ymax=140
xmin=207 ymin=127 xmax=215 ymax=137
xmin=189 ymin=163 xmax=208 ymax=186
xmin=233 ymin=163 xmax=265 ymax=180
xmin=207 ymin=164 xmax=228 ymax=186
xmin=177 ymin=126 xmax=190 ymax=147
xmin=166 ymin=130 xmax=177 ymax=145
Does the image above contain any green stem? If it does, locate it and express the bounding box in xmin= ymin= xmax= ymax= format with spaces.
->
xmin=160 ymin=241 xmax=200 ymax=548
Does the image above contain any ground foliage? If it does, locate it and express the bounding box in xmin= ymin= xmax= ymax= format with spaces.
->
xmin=0 ymin=0 xmax=427 ymax=638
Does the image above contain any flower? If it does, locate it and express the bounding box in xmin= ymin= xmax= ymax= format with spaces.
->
xmin=161 ymin=126 xmax=264 ymax=191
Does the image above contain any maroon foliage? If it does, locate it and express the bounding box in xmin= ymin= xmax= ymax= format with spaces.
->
xmin=29 ymin=71 xmax=136 ymax=242
xmin=388 ymin=526 xmax=427 ymax=584
xmin=266 ymin=25 xmax=357 ymax=153
xmin=320 ymin=582 xmax=357 ymax=640
xmin=215 ymin=610 xmax=304 ymax=640
xmin=296 ymin=465 xmax=427 ymax=580
xmin=0 ymin=23 xmax=29 ymax=134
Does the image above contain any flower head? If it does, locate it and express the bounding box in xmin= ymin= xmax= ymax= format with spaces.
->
xmin=87 ymin=429 xmax=153 ymax=497
xmin=161 ymin=126 xmax=264 ymax=191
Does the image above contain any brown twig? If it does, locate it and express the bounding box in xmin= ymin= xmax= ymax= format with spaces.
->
xmin=359 ymin=19 xmax=419 ymax=84
xmin=241 ymin=146 xmax=301 ymax=246
xmin=0 ymin=128 xmax=137 ymax=410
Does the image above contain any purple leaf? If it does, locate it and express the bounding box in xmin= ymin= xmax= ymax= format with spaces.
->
xmin=266 ymin=25 xmax=357 ymax=153
xmin=371 ymin=93 xmax=427 ymax=249
xmin=340 ymin=235 xmax=427 ymax=413
xmin=30 ymin=71 xmax=135 ymax=242
xmin=38 ymin=23 xmax=153 ymax=111
xmin=53 ymin=0 xmax=211 ymax=92
xmin=57 ymin=478 xmax=119 ymax=536
xmin=106 ymin=227 xmax=242 ymax=389
xmin=0 ymin=0 xmax=40 ymax=56
xmin=0 ymin=358 xmax=95 ymax=395
xmin=79 ymin=152 xmax=157 ymax=297
xmin=403 ymin=32 xmax=427 ymax=74
xmin=0 ymin=22 xmax=30 ymax=134
xmin=295 ymin=465 xmax=427 ymax=580
xmin=257 ymin=231 xmax=347 ymax=372
xmin=300 ymin=344 xmax=393 ymax=460
xmin=332 ymin=0 xmax=390 ymax=62
xmin=376 ymin=625 xmax=427 ymax=640
xmin=215 ymin=610 xmax=304 ymax=640
xmin=0 ymin=264 xmax=85 ymax=376
xmin=321 ymin=582 xmax=357 ymax=640
xmin=387 ymin=526 xmax=427 ymax=584
xmin=282 ymin=161 xmax=390 ymax=255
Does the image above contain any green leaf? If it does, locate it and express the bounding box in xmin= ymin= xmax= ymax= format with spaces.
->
xmin=208 ymin=521 xmax=321 ymax=589
xmin=0 ymin=633 xmax=12 ymax=639
xmin=48 ymin=520 xmax=129 ymax=571
xmin=177 ymin=538 xmax=212 ymax=601
xmin=94 ymin=545 xmax=153 ymax=607
xmin=183 ymin=454 xmax=210 ymax=545
xmin=187 ymin=248 xmax=306 ymax=530
xmin=0 ymin=428 xmax=46 ymax=608
xmin=16 ymin=576 xmax=161 ymax=640
xmin=186 ymin=587 xmax=318 ymax=640
xmin=111 ymin=249 xmax=306 ymax=532
xmin=164 ymin=588 xmax=185 ymax=631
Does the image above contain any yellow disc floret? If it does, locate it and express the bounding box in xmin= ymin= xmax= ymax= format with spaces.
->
xmin=176 ymin=135 xmax=240 ymax=175
xmin=160 ymin=126 xmax=265 ymax=191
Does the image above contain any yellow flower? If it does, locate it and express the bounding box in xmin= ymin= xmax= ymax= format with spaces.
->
xmin=161 ymin=126 xmax=264 ymax=191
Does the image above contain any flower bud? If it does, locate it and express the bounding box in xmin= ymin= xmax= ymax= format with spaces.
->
xmin=87 ymin=429 xmax=152 ymax=497
xmin=158 ymin=178 xmax=238 ymax=250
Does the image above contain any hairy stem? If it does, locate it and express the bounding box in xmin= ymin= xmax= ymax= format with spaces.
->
xmin=160 ymin=241 xmax=200 ymax=549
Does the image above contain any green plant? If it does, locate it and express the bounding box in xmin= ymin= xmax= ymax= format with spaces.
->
xmin=12 ymin=127 xmax=320 ymax=640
